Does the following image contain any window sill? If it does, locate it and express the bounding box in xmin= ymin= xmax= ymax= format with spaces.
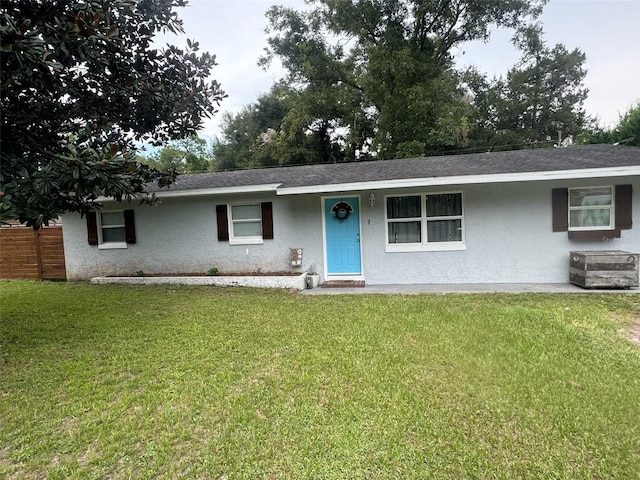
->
xmin=386 ymin=243 xmax=466 ymax=253
xmin=229 ymin=237 xmax=264 ymax=245
xmin=568 ymin=229 xmax=620 ymax=240
xmin=98 ymin=242 xmax=128 ymax=250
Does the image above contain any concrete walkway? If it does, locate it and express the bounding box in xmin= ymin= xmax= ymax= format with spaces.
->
xmin=303 ymin=283 xmax=639 ymax=295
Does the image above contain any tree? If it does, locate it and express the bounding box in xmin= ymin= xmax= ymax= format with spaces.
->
xmin=465 ymin=23 xmax=587 ymax=149
xmin=212 ymin=84 xmax=292 ymax=170
xmin=142 ymin=136 xmax=213 ymax=173
xmin=258 ymin=6 xmax=371 ymax=163
xmin=612 ymin=102 xmax=640 ymax=146
xmin=580 ymin=101 xmax=640 ymax=146
xmin=0 ymin=0 xmax=225 ymax=228
xmin=259 ymin=0 xmax=548 ymax=160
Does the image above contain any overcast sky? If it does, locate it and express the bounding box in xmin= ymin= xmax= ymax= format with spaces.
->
xmin=165 ymin=0 xmax=640 ymax=139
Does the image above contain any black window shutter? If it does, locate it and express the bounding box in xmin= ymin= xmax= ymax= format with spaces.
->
xmin=261 ymin=202 xmax=274 ymax=240
xmin=615 ymin=184 xmax=633 ymax=230
xmin=552 ymin=188 xmax=568 ymax=232
xmin=86 ymin=212 xmax=98 ymax=245
xmin=124 ymin=209 xmax=136 ymax=244
xmin=216 ymin=204 xmax=229 ymax=241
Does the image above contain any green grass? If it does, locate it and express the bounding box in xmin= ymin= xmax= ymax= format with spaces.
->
xmin=1 ymin=281 xmax=639 ymax=479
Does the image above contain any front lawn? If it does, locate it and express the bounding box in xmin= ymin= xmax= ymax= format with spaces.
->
xmin=1 ymin=281 xmax=639 ymax=479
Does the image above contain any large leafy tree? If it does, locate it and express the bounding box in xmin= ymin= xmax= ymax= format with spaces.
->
xmin=466 ymin=23 xmax=587 ymax=149
xmin=256 ymin=6 xmax=370 ymax=165
xmin=0 ymin=0 xmax=224 ymax=227
xmin=141 ymin=136 xmax=212 ymax=173
xmin=212 ymin=84 xmax=296 ymax=170
xmin=259 ymin=0 xmax=547 ymax=160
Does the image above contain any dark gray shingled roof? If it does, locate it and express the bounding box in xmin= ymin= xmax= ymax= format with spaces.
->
xmin=149 ymin=144 xmax=640 ymax=194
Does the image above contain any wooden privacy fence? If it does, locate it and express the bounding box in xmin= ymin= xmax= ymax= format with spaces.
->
xmin=0 ymin=226 xmax=66 ymax=280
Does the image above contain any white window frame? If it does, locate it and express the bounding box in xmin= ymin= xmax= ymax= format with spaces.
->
xmin=228 ymin=203 xmax=263 ymax=245
xmin=97 ymin=210 xmax=127 ymax=250
xmin=385 ymin=191 xmax=466 ymax=252
xmin=568 ymin=185 xmax=614 ymax=231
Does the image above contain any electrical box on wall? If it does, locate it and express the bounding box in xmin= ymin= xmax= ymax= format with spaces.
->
xmin=290 ymin=248 xmax=303 ymax=267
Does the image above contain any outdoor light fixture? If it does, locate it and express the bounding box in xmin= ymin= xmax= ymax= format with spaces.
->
xmin=368 ymin=193 xmax=376 ymax=207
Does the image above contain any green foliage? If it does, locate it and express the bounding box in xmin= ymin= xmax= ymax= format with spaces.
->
xmin=465 ymin=23 xmax=587 ymax=149
xmin=580 ymin=101 xmax=640 ymax=146
xmin=2 ymin=281 xmax=640 ymax=478
xmin=141 ymin=136 xmax=213 ymax=173
xmin=212 ymin=84 xmax=294 ymax=170
xmin=255 ymin=0 xmax=548 ymax=161
xmin=207 ymin=267 xmax=219 ymax=276
xmin=613 ymin=102 xmax=640 ymax=145
xmin=212 ymin=0 xmax=593 ymax=166
xmin=0 ymin=0 xmax=225 ymax=228
xmin=135 ymin=270 xmax=147 ymax=277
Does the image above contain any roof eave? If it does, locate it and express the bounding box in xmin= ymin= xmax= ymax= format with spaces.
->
xmin=94 ymin=183 xmax=282 ymax=202
xmin=153 ymin=183 xmax=282 ymax=198
xmin=276 ymin=166 xmax=640 ymax=195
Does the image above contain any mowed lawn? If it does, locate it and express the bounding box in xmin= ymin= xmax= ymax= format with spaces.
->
xmin=1 ymin=282 xmax=639 ymax=479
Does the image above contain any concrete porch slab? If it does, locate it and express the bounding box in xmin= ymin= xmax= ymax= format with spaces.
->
xmin=303 ymin=283 xmax=640 ymax=295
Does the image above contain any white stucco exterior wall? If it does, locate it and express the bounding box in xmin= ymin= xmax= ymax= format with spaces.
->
xmin=356 ymin=175 xmax=639 ymax=284
xmin=62 ymin=193 xmax=325 ymax=280
xmin=63 ymin=175 xmax=639 ymax=283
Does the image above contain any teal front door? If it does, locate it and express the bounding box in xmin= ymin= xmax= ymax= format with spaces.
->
xmin=324 ymin=197 xmax=362 ymax=275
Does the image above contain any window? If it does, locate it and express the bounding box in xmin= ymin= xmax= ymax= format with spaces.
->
xmin=386 ymin=192 xmax=464 ymax=251
xmin=229 ymin=204 xmax=262 ymax=244
xmin=568 ymin=186 xmax=613 ymax=230
xmin=216 ymin=202 xmax=274 ymax=244
xmin=552 ymin=184 xmax=632 ymax=239
xmin=100 ymin=211 xmax=126 ymax=245
xmin=86 ymin=209 xmax=136 ymax=248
